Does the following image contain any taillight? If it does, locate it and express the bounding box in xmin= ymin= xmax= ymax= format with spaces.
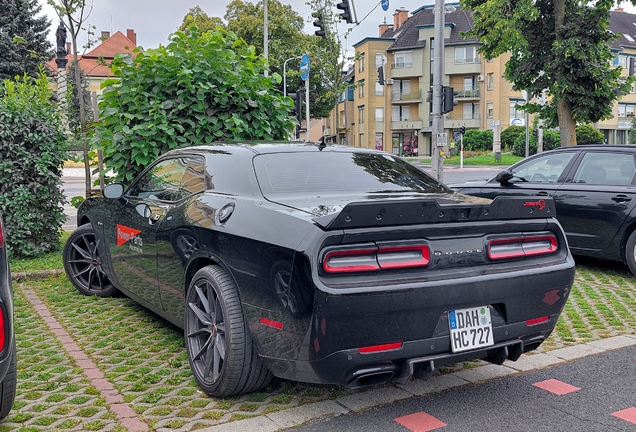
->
xmin=322 ymin=243 xmax=430 ymax=273
xmin=0 ymin=218 xmax=4 ymax=248
xmin=526 ymin=316 xmax=550 ymax=326
xmin=487 ymin=234 xmax=557 ymax=260
xmin=0 ymin=309 xmax=5 ymax=351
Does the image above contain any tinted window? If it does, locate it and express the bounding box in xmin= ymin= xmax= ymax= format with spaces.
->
xmin=511 ymin=152 xmax=575 ymax=183
xmin=127 ymin=158 xmax=191 ymax=201
xmin=254 ymin=152 xmax=449 ymax=196
xmin=572 ymin=152 xmax=636 ymax=185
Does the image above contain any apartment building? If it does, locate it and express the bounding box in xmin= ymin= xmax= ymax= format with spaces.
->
xmin=326 ymin=4 xmax=636 ymax=154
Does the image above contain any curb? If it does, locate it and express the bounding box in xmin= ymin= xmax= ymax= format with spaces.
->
xmin=199 ymin=334 xmax=636 ymax=431
xmin=11 ymin=269 xmax=64 ymax=281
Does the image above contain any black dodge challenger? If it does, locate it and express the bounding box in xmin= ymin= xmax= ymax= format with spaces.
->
xmin=63 ymin=142 xmax=575 ymax=397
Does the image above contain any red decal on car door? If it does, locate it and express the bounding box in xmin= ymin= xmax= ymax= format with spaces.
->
xmin=116 ymin=224 xmax=142 ymax=247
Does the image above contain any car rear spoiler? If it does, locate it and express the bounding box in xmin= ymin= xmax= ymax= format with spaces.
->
xmin=312 ymin=196 xmax=555 ymax=230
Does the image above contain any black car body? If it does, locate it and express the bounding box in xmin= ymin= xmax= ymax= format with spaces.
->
xmin=450 ymin=145 xmax=636 ymax=275
xmin=64 ymin=143 xmax=575 ymax=397
xmin=0 ymin=213 xmax=17 ymax=418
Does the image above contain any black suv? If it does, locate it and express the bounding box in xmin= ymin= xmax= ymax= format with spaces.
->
xmin=0 ymin=213 xmax=16 ymax=418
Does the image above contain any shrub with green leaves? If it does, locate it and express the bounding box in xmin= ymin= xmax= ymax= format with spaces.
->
xmin=576 ymin=124 xmax=604 ymax=145
xmin=500 ymin=125 xmax=525 ymax=151
xmin=512 ymin=130 xmax=560 ymax=156
xmin=95 ymin=26 xmax=296 ymax=183
xmin=0 ymin=70 xmax=68 ymax=258
xmin=462 ymin=129 xmax=493 ymax=152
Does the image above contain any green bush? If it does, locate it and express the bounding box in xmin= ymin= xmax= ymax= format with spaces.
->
xmin=95 ymin=26 xmax=296 ymax=183
xmin=0 ymin=71 xmax=68 ymax=258
xmin=512 ymin=129 xmax=560 ymax=156
xmin=576 ymin=124 xmax=604 ymax=145
xmin=500 ymin=125 xmax=525 ymax=151
xmin=463 ymin=129 xmax=493 ymax=152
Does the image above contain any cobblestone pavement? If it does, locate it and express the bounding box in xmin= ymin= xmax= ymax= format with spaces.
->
xmin=3 ymin=258 xmax=635 ymax=431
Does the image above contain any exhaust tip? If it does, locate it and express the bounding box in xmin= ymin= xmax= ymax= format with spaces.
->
xmin=345 ymin=365 xmax=397 ymax=389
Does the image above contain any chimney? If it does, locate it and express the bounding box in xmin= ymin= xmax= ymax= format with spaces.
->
xmin=379 ymin=23 xmax=393 ymax=36
xmin=66 ymin=42 xmax=71 ymax=54
xmin=126 ymin=29 xmax=137 ymax=44
xmin=101 ymin=31 xmax=110 ymax=39
xmin=393 ymin=7 xmax=409 ymax=30
xmin=615 ymin=7 xmax=624 ymax=12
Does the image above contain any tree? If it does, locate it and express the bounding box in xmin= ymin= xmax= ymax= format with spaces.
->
xmin=0 ymin=0 xmax=53 ymax=81
xmin=67 ymin=61 xmax=93 ymax=132
xmin=178 ymin=6 xmax=225 ymax=32
xmin=95 ymin=27 xmax=295 ymax=183
xmin=463 ymin=0 xmax=634 ymax=146
xmin=223 ymin=0 xmax=334 ymax=119
xmin=0 ymin=70 xmax=68 ymax=258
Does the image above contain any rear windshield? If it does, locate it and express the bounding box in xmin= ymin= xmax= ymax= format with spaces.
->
xmin=253 ymin=152 xmax=450 ymax=196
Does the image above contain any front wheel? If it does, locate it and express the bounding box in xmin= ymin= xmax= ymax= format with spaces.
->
xmin=625 ymin=231 xmax=636 ymax=277
xmin=184 ymin=266 xmax=272 ymax=397
xmin=63 ymin=223 xmax=117 ymax=297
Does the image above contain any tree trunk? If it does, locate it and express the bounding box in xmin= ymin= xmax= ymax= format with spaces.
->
xmin=554 ymin=0 xmax=577 ymax=146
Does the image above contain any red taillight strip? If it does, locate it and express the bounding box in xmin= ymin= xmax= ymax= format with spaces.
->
xmin=358 ymin=342 xmax=403 ymax=354
xmin=488 ymin=234 xmax=558 ymax=260
xmin=0 ymin=310 xmax=4 ymax=351
xmin=0 ymin=218 xmax=4 ymax=248
xmin=526 ymin=316 xmax=549 ymax=326
xmin=377 ymin=245 xmax=430 ymax=269
xmin=259 ymin=317 xmax=283 ymax=330
xmin=323 ymin=248 xmax=380 ymax=273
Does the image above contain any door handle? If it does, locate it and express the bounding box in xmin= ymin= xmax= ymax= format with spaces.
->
xmin=149 ymin=213 xmax=161 ymax=223
xmin=612 ymin=194 xmax=632 ymax=203
xmin=537 ymin=191 xmax=549 ymax=196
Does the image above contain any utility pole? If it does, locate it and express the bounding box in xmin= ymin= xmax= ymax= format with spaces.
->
xmin=431 ymin=0 xmax=446 ymax=183
xmin=263 ymin=0 xmax=268 ymax=77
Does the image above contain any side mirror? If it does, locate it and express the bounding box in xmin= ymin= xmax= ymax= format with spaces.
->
xmin=103 ymin=183 xmax=125 ymax=199
xmin=495 ymin=170 xmax=514 ymax=184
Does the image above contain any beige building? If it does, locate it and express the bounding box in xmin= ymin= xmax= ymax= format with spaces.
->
xmin=327 ymin=5 xmax=636 ymax=153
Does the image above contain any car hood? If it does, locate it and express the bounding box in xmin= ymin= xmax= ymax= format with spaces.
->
xmin=266 ymin=192 xmax=492 ymax=218
xmin=448 ymin=180 xmax=490 ymax=190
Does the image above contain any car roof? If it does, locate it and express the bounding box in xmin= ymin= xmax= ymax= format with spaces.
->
xmin=543 ymin=145 xmax=636 ymax=152
xmin=162 ymin=142 xmax=386 ymax=157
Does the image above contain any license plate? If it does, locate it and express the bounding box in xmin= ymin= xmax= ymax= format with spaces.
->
xmin=448 ymin=306 xmax=494 ymax=353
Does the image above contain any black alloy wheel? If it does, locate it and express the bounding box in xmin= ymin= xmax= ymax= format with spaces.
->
xmin=185 ymin=266 xmax=271 ymax=397
xmin=63 ymin=223 xmax=117 ymax=297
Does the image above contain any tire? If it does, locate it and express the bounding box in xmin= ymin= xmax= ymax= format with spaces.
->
xmin=63 ymin=223 xmax=117 ymax=297
xmin=185 ymin=266 xmax=272 ymax=397
xmin=0 ymin=340 xmax=17 ymax=420
xmin=626 ymin=230 xmax=636 ymax=277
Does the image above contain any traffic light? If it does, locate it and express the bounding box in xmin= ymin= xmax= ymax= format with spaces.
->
xmin=288 ymin=91 xmax=302 ymax=125
xmin=312 ymin=12 xmax=326 ymax=38
xmin=337 ymin=0 xmax=353 ymax=24
xmin=460 ymin=125 xmax=465 ymax=135
xmin=442 ymin=85 xmax=459 ymax=114
xmin=377 ymin=65 xmax=384 ymax=85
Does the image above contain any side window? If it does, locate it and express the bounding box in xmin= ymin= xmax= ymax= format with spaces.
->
xmin=126 ymin=158 xmax=189 ymax=201
xmin=179 ymin=158 xmax=207 ymax=196
xmin=572 ymin=152 xmax=635 ymax=185
xmin=511 ymin=152 xmax=575 ymax=183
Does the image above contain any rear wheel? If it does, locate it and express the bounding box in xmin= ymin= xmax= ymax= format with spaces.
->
xmin=185 ymin=266 xmax=272 ymax=397
xmin=625 ymin=231 xmax=636 ymax=277
xmin=0 ymin=341 xmax=17 ymax=420
xmin=63 ymin=223 xmax=117 ymax=297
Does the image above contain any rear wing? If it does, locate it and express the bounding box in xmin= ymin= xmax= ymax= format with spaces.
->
xmin=312 ymin=196 xmax=555 ymax=230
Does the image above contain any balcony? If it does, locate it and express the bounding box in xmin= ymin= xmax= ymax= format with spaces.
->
xmin=457 ymin=89 xmax=480 ymax=98
xmin=392 ymin=90 xmax=422 ymax=104
xmin=391 ymin=117 xmax=423 ymax=130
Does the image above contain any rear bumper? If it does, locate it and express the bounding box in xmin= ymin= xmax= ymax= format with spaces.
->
xmin=264 ymin=315 xmax=556 ymax=387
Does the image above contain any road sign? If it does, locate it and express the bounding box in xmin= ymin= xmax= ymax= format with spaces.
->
xmin=381 ymin=0 xmax=389 ymax=11
xmin=300 ymin=53 xmax=310 ymax=81
xmin=436 ymin=132 xmax=447 ymax=147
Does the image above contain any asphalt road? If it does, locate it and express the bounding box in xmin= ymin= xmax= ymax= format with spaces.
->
xmin=290 ymin=346 xmax=636 ymax=431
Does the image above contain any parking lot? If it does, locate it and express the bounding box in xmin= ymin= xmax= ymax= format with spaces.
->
xmin=5 ymin=257 xmax=636 ymax=431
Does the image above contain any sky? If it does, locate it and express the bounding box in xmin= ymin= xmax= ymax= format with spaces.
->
xmin=38 ymin=0 xmax=429 ymax=53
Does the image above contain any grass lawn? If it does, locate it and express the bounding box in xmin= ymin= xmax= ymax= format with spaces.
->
xmin=443 ymin=153 xmax=524 ymax=166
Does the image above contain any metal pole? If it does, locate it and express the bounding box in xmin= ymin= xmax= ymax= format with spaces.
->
xmin=283 ymin=56 xmax=301 ymax=98
xmin=431 ymin=0 xmax=445 ymax=183
xmin=305 ymin=77 xmax=310 ymax=142
xmin=460 ymin=133 xmax=464 ymax=169
xmin=263 ymin=0 xmax=268 ymax=77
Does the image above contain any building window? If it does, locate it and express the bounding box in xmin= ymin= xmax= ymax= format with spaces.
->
xmin=487 ymin=102 xmax=494 ymax=119
xmin=394 ymin=51 xmax=413 ymax=68
xmin=613 ymin=55 xmax=628 ymax=68
xmin=359 ymin=134 xmax=364 ymax=147
xmin=376 ymin=81 xmax=383 ymax=96
xmin=358 ymin=106 xmax=365 ymax=124
xmin=510 ymin=100 xmax=525 ymax=119
xmin=454 ymin=46 xmax=478 ymax=64
xmin=487 ymin=73 xmax=494 ymax=91
xmin=392 ymin=106 xmax=410 ymax=121
xmin=359 ymin=53 xmax=365 ymax=72
xmin=358 ymin=80 xmax=365 ymax=98
xmin=463 ymin=103 xmax=480 ymax=120
xmin=375 ymin=133 xmax=383 ymax=150
xmin=619 ymin=104 xmax=635 ymax=117
xmin=375 ymin=53 xmax=385 ymax=68
xmin=375 ymin=107 xmax=384 ymax=122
